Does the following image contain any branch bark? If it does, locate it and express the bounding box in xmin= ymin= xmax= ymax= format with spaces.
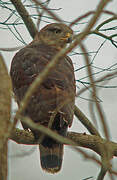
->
xmin=10 ymin=127 xmax=117 ymax=158
xmin=0 ymin=54 xmax=12 ymax=180
xmin=10 ymin=0 xmax=38 ymax=39
xmin=74 ymin=105 xmax=101 ymax=137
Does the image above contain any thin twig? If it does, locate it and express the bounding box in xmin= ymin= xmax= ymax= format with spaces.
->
xmin=36 ymin=0 xmax=51 ymax=30
xmin=90 ymin=30 xmax=117 ymax=48
xmin=77 ymin=71 xmax=117 ymax=97
xmin=0 ymin=46 xmax=24 ymax=52
xmin=70 ymin=10 xmax=117 ymax=27
xmin=80 ymin=43 xmax=110 ymax=140
xmin=96 ymin=17 xmax=117 ymax=31
xmin=32 ymin=0 xmax=62 ymax=23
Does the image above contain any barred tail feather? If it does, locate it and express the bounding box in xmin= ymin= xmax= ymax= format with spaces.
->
xmin=39 ymin=144 xmax=63 ymax=173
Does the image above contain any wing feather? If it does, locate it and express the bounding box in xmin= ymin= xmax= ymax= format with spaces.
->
xmin=10 ymin=43 xmax=76 ymax=129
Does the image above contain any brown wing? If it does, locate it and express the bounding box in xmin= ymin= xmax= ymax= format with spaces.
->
xmin=10 ymin=43 xmax=76 ymax=129
xmin=10 ymin=42 xmax=76 ymax=173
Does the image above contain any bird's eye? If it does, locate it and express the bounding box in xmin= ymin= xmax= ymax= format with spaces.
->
xmin=48 ymin=28 xmax=62 ymax=34
xmin=54 ymin=29 xmax=62 ymax=34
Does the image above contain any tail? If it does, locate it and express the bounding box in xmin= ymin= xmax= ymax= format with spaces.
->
xmin=39 ymin=143 xmax=63 ymax=174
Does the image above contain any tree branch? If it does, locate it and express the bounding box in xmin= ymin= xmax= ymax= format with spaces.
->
xmin=74 ymin=105 xmax=101 ymax=137
xmin=80 ymin=43 xmax=110 ymax=140
xmin=0 ymin=53 xmax=12 ymax=180
xmin=10 ymin=0 xmax=38 ymax=39
xmin=10 ymin=127 xmax=117 ymax=158
xmin=97 ymin=166 xmax=108 ymax=180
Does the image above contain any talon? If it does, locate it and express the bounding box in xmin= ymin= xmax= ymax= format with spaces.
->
xmin=63 ymin=118 xmax=68 ymax=124
xmin=58 ymin=111 xmax=65 ymax=115
xmin=48 ymin=111 xmax=54 ymax=114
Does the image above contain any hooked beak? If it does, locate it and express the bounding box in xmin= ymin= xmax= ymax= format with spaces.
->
xmin=60 ymin=32 xmax=73 ymax=43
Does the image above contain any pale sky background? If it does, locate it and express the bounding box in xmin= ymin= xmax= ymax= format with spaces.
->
xmin=0 ymin=0 xmax=117 ymax=180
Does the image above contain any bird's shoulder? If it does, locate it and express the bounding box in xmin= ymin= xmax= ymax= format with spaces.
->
xmin=10 ymin=43 xmax=75 ymax=91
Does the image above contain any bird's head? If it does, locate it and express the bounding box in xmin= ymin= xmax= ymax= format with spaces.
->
xmin=34 ymin=23 xmax=73 ymax=49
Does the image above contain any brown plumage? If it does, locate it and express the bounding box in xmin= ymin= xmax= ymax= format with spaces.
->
xmin=10 ymin=23 xmax=76 ymax=173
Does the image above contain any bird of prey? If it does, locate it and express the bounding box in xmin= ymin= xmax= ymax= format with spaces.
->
xmin=10 ymin=23 xmax=76 ymax=173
